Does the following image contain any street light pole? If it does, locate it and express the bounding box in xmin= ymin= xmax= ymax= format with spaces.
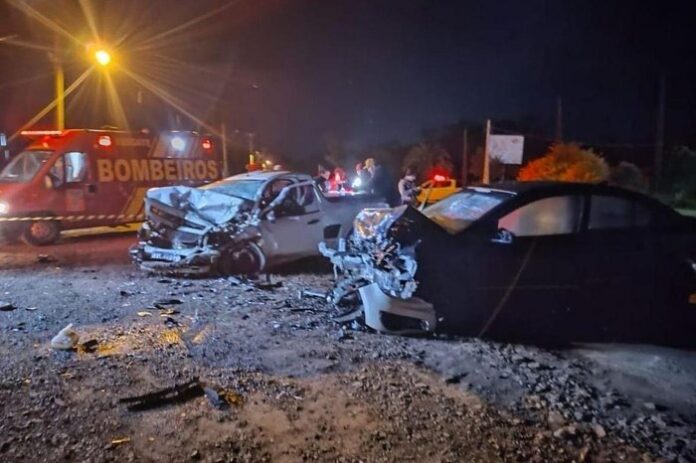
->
xmin=54 ymin=60 xmax=65 ymax=130
xmin=51 ymin=33 xmax=65 ymax=130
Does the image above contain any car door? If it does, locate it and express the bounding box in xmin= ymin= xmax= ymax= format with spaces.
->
xmin=578 ymin=194 xmax=656 ymax=341
xmin=45 ymin=151 xmax=102 ymax=227
xmin=471 ymin=194 xmax=585 ymax=342
xmin=259 ymin=180 xmax=324 ymax=261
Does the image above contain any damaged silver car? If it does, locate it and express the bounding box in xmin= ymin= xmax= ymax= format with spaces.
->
xmin=131 ymin=170 xmax=387 ymax=275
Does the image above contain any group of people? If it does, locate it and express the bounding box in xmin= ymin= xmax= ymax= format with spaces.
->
xmin=314 ymin=158 xmax=421 ymax=207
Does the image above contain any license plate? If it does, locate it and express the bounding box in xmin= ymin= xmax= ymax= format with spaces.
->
xmin=151 ymin=251 xmax=179 ymax=262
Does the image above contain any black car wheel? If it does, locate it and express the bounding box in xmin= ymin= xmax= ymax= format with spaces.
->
xmin=22 ymin=220 xmax=61 ymax=246
xmin=218 ymin=242 xmax=265 ymax=276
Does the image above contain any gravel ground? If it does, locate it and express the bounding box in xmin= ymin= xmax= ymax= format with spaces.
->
xmin=1 ymin=232 xmax=695 ymax=462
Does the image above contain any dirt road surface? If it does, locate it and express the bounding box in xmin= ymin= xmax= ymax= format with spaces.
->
xmin=1 ymin=231 xmax=695 ymax=462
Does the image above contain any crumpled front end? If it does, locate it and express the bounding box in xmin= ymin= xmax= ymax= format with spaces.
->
xmin=131 ymin=186 xmax=261 ymax=275
xmin=130 ymin=221 xmax=221 ymax=274
xmin=319 ymin=206 xmax=436 ymax=334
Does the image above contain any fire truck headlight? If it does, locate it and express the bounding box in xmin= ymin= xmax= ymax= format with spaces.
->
xmin=170 ymin=136 xmax=186 ymax=151
xmin=0 ymin=201 xmax=9 ymax=214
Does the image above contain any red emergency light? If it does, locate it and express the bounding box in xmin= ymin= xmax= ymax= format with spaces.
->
xmin=20 ymin=130 xmax=63 ymax=137
xmin=433 ymin=174 xmax=448 ymax=182
xmin=201 ymin=138 xmax=212 ymax=150
xmin=97 ymin=135 xmax=113 ymax=147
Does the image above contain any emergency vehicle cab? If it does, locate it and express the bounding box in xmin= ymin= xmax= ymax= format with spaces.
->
xmin=0 ymin=129 xmax=221 ymax=245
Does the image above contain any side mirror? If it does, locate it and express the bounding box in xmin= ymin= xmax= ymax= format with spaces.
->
xmin=491 ymin=228 xmax=514 ymax=245
xmin=265 ymin=210 xmax=276 ymax=223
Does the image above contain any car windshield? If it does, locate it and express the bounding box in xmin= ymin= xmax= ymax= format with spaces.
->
xmin=0 ymin=150 xmax=53 ymax=183
xmin=201 ymin=178 xmax=263 ymax=201
xmin=424 ymin=189 xmax=511 ymax=234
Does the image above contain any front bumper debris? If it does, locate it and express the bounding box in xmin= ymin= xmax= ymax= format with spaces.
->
xmin=359 ymin=283 xmax=436 ymax=334
xmin=130 ymin=243 xmax=220 ymax=275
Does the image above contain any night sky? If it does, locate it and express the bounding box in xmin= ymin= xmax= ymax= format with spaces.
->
xmin=1 ymin=0 xmax=695 ymax=161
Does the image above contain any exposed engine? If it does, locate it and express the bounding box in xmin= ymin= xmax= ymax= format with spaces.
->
xmin=320 ymin=206 xmax=419 ymax=304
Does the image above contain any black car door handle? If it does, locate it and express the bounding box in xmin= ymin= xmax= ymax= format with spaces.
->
xmin=307 ymin=218 xmax=319 ymax=225
xmin=87 ymin=184 xmax=97 ymax=193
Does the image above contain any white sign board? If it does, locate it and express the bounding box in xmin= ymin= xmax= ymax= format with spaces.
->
xmin=487 ymin=135 xmax=524 ymax=165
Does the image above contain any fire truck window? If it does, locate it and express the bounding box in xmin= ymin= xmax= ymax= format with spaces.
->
xmin=64 ymin=152 xmax=89 ymax=183
xmin=49 ymin=157 xmax=65 ymax=187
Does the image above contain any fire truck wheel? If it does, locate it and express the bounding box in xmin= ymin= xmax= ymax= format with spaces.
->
xmin=22 ymin=221 xmax=61 ymax=246
xmin=218 ymin=243 xmax=264 ymax=276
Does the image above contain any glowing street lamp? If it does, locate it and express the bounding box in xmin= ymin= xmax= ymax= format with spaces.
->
xmin=94 ymin=49 xmax=112 ymax=67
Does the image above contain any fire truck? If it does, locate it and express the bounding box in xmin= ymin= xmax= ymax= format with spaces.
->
xmin=0 ymin=129 xmax=221 ymax=245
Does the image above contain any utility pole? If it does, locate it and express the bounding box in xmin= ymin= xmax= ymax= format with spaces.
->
xmin=220 ymin=122 xmax=229 ymax=177
xmin=653 ymin=74 xmax=666 ymax=191
xmin=247 ymin=132 xmax=255 ymax=166
xmin=0 ymin=132 xmax=8 ymax=163
xmin=555 ymin=96 xmax=563 ymax=142
xmin=54 ymin=63 xmax=64 ymax=130
xmin=461 ymin=127 xmax=469 ymax=186
xmin=483 ymin=119 xmax=491 ymax=184
xmin=51 ymin=33 xmax=65 ymax=130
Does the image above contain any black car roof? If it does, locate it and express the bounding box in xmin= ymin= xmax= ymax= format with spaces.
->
xmin=466 ymin=181 xmax=680 ymax=218
xmin=470 ymin=181 xmax=641 ymax=197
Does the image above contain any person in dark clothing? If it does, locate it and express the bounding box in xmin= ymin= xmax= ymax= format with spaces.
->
xmin=352 ymin=162 xmax=371 ymax=192
xmin=313 ymin=165 xmax=331 ymax=193
xmin=398 ymin=166 xmax=420 ymax=206
xmin=365 ymin=158 xmax=399 ymax=206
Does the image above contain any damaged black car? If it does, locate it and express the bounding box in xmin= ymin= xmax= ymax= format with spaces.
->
xmin=321 ymin=182 xmax=696 ymax=346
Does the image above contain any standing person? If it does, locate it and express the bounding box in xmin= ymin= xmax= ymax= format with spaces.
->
xmin=365 ymin=158 xmax=399 ymax=206
xmin=314 ymin=165 xmax=331 ymax=193
xmin=398 ymin=167 xmax=420 ymax=206
xmin=333 ymin=166 xmax=347 ymax=192
xmin=352 ymin=162 xmax=370 ymax=192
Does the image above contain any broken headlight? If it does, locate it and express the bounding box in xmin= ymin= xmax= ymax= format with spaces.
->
xmin=353 ymin=205 xmax=408 ymax=241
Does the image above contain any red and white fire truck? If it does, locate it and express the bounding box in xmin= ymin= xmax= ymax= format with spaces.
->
xmin=0 ymin=129 xmax=221 ymax=245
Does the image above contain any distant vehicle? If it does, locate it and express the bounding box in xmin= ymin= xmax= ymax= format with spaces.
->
xmin=131 ymin=170 xmax=388 ymax=275
xmin=0 ymin=130 xmax=221 ymax=245
xmin=416 ymin=176 xmax=459 ymax=206
xmin=322 ymin=182 xmax=696 ymax=346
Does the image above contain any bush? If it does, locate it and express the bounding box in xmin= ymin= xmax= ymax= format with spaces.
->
xmin=662 ymin=146 xmax=696 ymax=200
xmin=609 ymin=162 xmax=648 ymax=192
xmin=517 ymin=143 xmax=609 ymax=183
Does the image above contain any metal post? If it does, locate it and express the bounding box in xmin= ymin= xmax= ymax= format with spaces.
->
xmin=483 ymin=119 xmax=491 ymax=184
xmin=555 ymin=96 xmax=563 ymax=142
xmin=0 ymin=132 xmax=8 ymax=163
xmin=247 ymin=132 xmax=255 ymax=166
xmin=55 ymin=62 xmax=65 ymax=130
xmin=653 ymin=74 xmax=666 ymax=192
xmin=461 ymin=127 xmax=469 ymax=186
xmin=221 ymin=122 xmax=229 ymax=177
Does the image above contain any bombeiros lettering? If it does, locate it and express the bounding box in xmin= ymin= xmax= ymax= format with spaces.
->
xmin=97 ymin=158 xmax=219 ymax=182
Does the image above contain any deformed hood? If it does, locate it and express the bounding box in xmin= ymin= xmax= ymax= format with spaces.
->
xmin=145 ymin=185 xmax=250 ymax=227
